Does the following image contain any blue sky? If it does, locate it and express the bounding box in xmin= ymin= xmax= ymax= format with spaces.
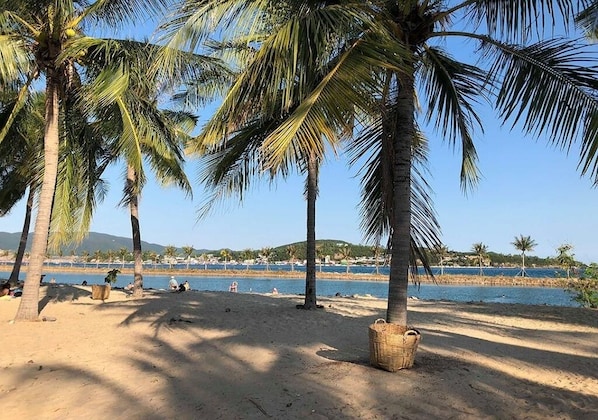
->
xmin=2 ymin=7 xmax=598 ymax=264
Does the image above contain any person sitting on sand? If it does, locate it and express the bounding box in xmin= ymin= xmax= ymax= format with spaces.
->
xmin=272 ymin=288 xmax=278 ymax=295
xmin=178 ymin=280 xmax=190 ymax=292
xmin=169 ymin=276 xmax=178 ymax=291
xmin=229 ymin=281 xmax=238 ymax=292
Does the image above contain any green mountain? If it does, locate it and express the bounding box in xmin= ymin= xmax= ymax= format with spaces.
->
xmin=0 ymin=231 xmax=178 ymax=254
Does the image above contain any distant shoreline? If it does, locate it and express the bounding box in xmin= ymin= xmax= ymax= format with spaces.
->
xmin=1 ymin=264 xmax=567 ymax=287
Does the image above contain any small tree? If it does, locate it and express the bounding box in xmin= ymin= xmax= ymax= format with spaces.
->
xmin=164 ymin=245 xmax=178 ymax=269
xmin=261 ymin=247 xmax=273 ymax=271
xmin=241 ymin=249 xmax=254 ymax=270
xmin=556 ymin=244 xmax=575 ymax=279
xmin=471 ymin=243 xmax=488 ymax=276
xmin=287 ymin=245 xmax=297 ymax=272
xmin=338 ymin=244 xmax=352 ymax=274
xmin=566 ymin=263 xmax=598 ymax=308
xmin=220 ymin=249 xmax=231 ymax=270
xmin=512 ymin=235 xmax=537 ymax=277
xmin=182 ymin=245 xmax=194 ymax=269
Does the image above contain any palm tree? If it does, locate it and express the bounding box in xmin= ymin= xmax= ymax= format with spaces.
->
xmin=220 ymin=249 xmax=231 ymax=270
xmin=157 ymin=1 xmax=598 ymax=327
xmin=286 ymin=245 xmax=297 ymax=272
xmin=316 ymin=244 xmax=324 ymax=273
xmin=261 ymin=247 xmax=273 ymax=271
xmin=512 ymin=235 xmax=538 ymax=277
xmin=241 ymin=249 xmax=253 ymax=270
xmin=93 ymin=250 xmax=102 ymax=269
xmin=338 ymin=244 xmax=352 ymax=275
xmin=182 ymin=246 xmax=195 ymax=270
xmin=119 ymin=247 xmax=129 ymax=269
xmin=164 ymin=246 xmax=178 ymax=269
xmin=471 ymin=243 xmax=488 ymax=276
xmin=372 ymin=244 xmax=383 ymax=275
xmin=556 ymin=244 xmax=576 ymax=279
xmin=0 ymin=0 xmax=170 ymax=321
xmin=436 ymin=244 xmax=449 ymax=276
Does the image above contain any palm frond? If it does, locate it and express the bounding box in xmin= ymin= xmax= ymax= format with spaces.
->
xmin=480 ymin=36 xmax=598 ymax=180
xmin=419 ymin=45 xmax=489 ymax=190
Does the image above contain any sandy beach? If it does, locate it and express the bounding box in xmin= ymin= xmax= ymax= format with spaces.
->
xmin=1 ymin=284 xmax=597 ymax=419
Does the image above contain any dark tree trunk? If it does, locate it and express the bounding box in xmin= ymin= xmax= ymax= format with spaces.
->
xmin=301 ymin=152 xmax=319 ymax=309
xmin=8 ymin=186 xmax=34 ymax=285
xmin=386 ymin=71 xmax=415 ymax=326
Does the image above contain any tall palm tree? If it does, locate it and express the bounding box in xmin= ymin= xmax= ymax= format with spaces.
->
xmin=157 ymin=1 xmax=598 ymax=327
xmin=0 ymin=0 xmax=169 ymax=321
xmin=512 ymin=235 xmax=537 ymax=277
xmin=471 ymin=243 xmax=488 ymax=276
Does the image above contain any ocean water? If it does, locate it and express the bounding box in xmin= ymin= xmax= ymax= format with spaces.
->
xmin=22 ymin=271 xmax=579 ymax=308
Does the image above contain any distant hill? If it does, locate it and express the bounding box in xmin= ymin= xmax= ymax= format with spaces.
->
xmin=0 ymin=231 xmax=180 ymax=254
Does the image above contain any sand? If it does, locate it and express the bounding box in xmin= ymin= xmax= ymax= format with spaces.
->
xmin=1 ymin=284 xmax=597 ymax=419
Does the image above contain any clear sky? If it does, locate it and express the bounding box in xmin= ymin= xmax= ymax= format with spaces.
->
xmin=2 ymin=8 xmax=598 ymax=264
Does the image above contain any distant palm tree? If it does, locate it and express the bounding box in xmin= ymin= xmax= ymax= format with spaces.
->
xmin=372 ymin=244 xmax=383 ymax=275
xmin=436 ymin=245 xmax=449 ymax=276
xmin=287 ymin=245 xmax=297 ymax=272
xmin=556 ymin=244 xmax=575 ymax=279
xmin=316 ymin=244 xmax=324 ymax=273
xmin=164 ymin=246 xmax=178 ymax=269
xmin=471 ymin=243 xmax=488 ymax=276
xmin=261 ymin=247 xmax=273 ymax=271
xmin=94 ymin=250 xmax=102 ymax=269
xmin=512 ymin=235 xmax=537 ymax=277
xmin=182 ymin=246 xmax=195 ymax=269
xmin=119 ymin=248 xmax=128 ymax=269
xmin=241 ymin=249 xmax=253 ymax=270
xmin=338 ymin=244 xmax=352 ymax=274
xmin=220 ymin=249 xmax=231 ymax=270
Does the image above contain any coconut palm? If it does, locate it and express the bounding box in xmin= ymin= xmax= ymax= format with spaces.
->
xmin=261 ymin=247 xmax=273 ymax=271
xmin=512 ymin=235 xmax=538 ymax=277
xmin=471 ymin=243 xmax=488 ymax=276
xmin=338 ymin=244 xmax=352 ymax=275
xmin=182 ymin=246 xmax=195 ymax=269
xmin=157 ymin=1 xmax=598 ymax=327
xmin=436 ymin=244 xmax=449 ymax=276
xmin=286 ymin=245 xmax=297 ymax=272
xmin=556 ymin=244 xmax=576 ymax=279
xmin=0 ymin=0 xmax=172 ymax=321
xmin=164 ymin=245 xmax=178 ymax=269
xmin=220 ymin=249 xmax=231 ymax=270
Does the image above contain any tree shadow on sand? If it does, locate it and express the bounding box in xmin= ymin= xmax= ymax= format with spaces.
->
xmin=8 ymin=291 xmax=597 ymax=419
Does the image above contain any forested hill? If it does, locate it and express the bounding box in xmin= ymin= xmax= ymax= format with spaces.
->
xmin=0 ymin=232 xmax=168 ymax=254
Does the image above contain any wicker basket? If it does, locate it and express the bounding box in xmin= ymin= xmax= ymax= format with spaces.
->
xmin=369 ymin=319 xmax=421 ymax=372
xmin=91 ymin=284 xmax=111 ymax=300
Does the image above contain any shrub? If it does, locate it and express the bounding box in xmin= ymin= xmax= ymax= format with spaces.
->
xmin=566 ymin=263 xmax=598 ymax=308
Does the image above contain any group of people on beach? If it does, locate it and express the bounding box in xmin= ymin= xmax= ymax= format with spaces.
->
xmin=169 ymin=276 xmax=190 ymax=292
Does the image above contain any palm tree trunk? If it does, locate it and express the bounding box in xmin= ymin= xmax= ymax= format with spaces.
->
xmin=15 ymin=75 xmax=60 ymax=321
xmin=386 ymin=72 xmax=415 ymax=326
xmin=302 ymin=152 xmax=318 ymax=309
xmin=8 ymin=186 xmax=34 ymax=285
xmin=128 ymin=166 xmax=144 ymax=298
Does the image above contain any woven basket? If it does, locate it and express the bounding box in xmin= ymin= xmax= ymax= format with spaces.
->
xmin=91 ymin=284 xmax=111 ymax=300
xmin=369 ymin=319 xmax=421 ymax=372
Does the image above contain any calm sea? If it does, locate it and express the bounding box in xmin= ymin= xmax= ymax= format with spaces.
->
xmin=5 ymin=268 xmax=578 ymax=308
